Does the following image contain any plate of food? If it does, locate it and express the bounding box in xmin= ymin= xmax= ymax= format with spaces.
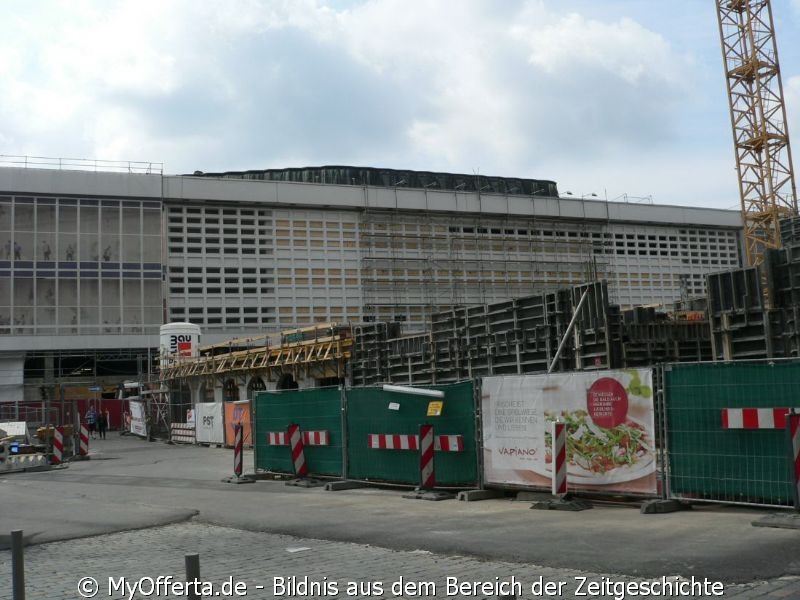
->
xmin=535 ymin=409 xmax=655 ymax=485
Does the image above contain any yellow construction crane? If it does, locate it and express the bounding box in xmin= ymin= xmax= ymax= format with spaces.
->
xmin=716 ymin=0 xmax=797 ymax=266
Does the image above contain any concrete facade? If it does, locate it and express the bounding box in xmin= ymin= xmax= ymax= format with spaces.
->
xmin=0 ymin=164 xmax=743 ymax=391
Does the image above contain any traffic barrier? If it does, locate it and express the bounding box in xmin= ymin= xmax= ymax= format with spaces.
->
xmin=221 ymin=422 xmax=255 ymax=485
xmin=79 ymin=424 xmax=89 ymax=456
xmin=170 ymin=423 xmax=196 ymax=444
xmin=722 ymin=408 xmax=799 ymax=429
xmin=367 ymin=434 xmax=464 ymax=452
xmin=420 ymin=424 xmax=435 ymax=489
xmin=266 ymin=426 xmax=331 ymax=477
xmin=52 ymin=426 xmax=64 ymax=465
xmin=289 ymin=423 xmax=308 ymax=477
xmin=234 ymin=424 xmax=243 ymax=478
xmin=788 ymin=413 xmax=800 ymax=509
xmin=268 ymin=430 xmax=330 ymax=446
xmin=551 ymin=420 xmax=567 ymax=497
xmin=0 ymin=453 xmax=48 ymax=472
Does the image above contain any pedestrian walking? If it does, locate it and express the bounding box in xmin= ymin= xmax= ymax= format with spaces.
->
xmin=86 ymin=406 xmax=98 ymax=440
xmin=97 ymin=409 xmax=108 ymax=440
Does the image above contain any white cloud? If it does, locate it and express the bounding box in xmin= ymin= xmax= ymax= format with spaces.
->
xmin=0 ymin=0 xmax=787 ymax=208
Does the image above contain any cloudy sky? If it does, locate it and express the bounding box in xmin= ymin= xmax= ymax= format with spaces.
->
xmin=2 ymin=1 xmax=799 ymax=209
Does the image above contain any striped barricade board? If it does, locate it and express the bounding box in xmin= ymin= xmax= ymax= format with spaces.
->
xmin=367 ymin=434 xmax=464 ymax=452
xmin=722 ymin=408 xmax=800 ymax=430
xmin=170 ymin=423 xmax=196 ymax=444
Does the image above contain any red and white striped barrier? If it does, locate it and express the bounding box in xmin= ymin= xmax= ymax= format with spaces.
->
xmin=788 ymin=413 xmax=800 ymax=509
xmin=420 ymin=424 xmax=435 ymax=489
xmin=551 ymin=420 xmax=567 ymax=497
xmin=233 ymin=423 xmax=243 ymax=478
xmin=79 ymin=424 xmax=89 ymax=456
xmin=436 ymin=435 xmax=463 ymax=452
xmin=368 ymin=433 xmax=418 ymax=450
xmin=170 ymin=423 xmax=196 ymax=444
xmin=367 ymin=433 xmax=464 ymax=452
xmin=288 ymin=423 xmax=308 ymax=477
xmin=52 ymin=426 xmax=64 ymax=465
xmin=267 ymin=430 xmax=329 ymax=446
xmin=721 ymin=408 xmax=800 ymax=429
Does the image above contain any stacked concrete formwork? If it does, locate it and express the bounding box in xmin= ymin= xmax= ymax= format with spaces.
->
xmin=350 ymin=322 xmax=402 ymax=386
xmin=703 ymin=216 xmax=800 ymax=362
xmin=621 ymin=305 xmax=712 ymax=366
xmin=351 ymin=279 xmax=718 ymax=385
xmin=707 ymin=267 xmax=785 ymax=360
xmin=771 ymin=216 xmax=800 ymax=357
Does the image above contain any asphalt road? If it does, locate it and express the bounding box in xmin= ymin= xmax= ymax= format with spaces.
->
xmin=2 ymin=435 xmax=799 ymax=584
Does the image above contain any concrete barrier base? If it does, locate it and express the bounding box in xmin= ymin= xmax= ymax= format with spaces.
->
xmin=530 ymin=497 xmax=593 ymax=511
xmin=221 ymin=476 xmax=255 ymax=485
xmin=285 ymin=477 xmax=326 ymax=488
xmin=403 ymin=488 xmax=456 ymax=501
xmin=456 ymin=489 xmax=504 ymax=502
xmin=752 ymin=512 xmax=800 ymax=529
xmin=325 ymin=480 xmax=367 ymax=491
xmin=516 ymin=491 xmax=555 ymax=502
xmin=640 ymin=499 xmax=687 ymax=514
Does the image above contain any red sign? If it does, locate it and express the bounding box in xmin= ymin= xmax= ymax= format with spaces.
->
xmin=586 ymin=377 xmax=628 ymax=428
xmin=177 ymin=341 xmax=192 ymax=356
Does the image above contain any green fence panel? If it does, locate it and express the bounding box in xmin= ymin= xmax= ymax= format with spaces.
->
xmin=253 ymin=387 xmax=343 ymax=477
xmin=666 ymin=361 xmax=800 ymax=506
xmin=346 ymin=381 xmax=477 ymax=486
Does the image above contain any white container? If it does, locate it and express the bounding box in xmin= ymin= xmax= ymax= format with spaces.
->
xmin=159 ymin=322 xmax=201 ymax=367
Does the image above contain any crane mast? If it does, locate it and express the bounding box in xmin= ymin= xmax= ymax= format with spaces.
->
xmin=716 ymin=0 xmax=797 ymax=266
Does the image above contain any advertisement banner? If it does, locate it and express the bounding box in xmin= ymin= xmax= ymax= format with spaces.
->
xmin=482 ymin=369 xmax=656 ymax=495
xmin=129 ymin=400 xmax=147 ymax=438
xmin=195 ymin=402 xmax=225 ymax=445
xmin=224 ymin=401 xmax=252 ymax=447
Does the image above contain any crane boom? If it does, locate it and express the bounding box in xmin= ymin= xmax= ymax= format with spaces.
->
xmin=716 ymin=0 xmax=797 ymax=266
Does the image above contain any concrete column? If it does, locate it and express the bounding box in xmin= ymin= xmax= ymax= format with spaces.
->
xmin=189 ymin=379 xmax=204 ymax=406
xmin=296 ymin=374 xmax=315 ymax=389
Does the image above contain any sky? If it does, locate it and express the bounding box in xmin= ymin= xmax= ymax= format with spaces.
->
xmin=1 ymin=0 xmax=799 ymax=210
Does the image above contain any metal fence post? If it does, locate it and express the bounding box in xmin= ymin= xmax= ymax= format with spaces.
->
xmin=340 ymin=384 xmax=349 ymax=480
xmin=474 ymin=377 xmax=485 ymax=490
xmin=251 ymin=394 xmax=258 ymax=474
xmin=786 ymin=410 xmax=800 ymax=512
xmin=185 ymin=553 xmax=200 ymax=600
xmin=12 ymin=529 xmax=25 ymax=600
xmin=658 ymin=364 xmax=671 ymax=500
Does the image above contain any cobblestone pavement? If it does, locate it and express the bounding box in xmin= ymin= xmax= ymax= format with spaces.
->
xmin=2 ymin=521 xmax=799 ymax=600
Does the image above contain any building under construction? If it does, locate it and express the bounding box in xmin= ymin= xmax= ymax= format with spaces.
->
xmin=0 ymin=161 xmax=741 ymax=405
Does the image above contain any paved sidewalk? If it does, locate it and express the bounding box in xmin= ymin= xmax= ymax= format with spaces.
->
xmin=2 ymin=521 xmax=799 ymax=599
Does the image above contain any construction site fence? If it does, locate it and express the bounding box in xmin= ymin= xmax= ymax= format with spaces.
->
xmin=242 ymin=360 xmax=800 ymax=507
xmin=479 ymin=369 xmax=663 ymax=499
xmin=254 ymin=387 xmax=344 ymax=477
xmin=346 ymin=381 xmax=477 ymax=486
xmin=663 ymin=359 xmax=800 ymax=508
xmin=252 ymin=381 xmax=478 ymax=487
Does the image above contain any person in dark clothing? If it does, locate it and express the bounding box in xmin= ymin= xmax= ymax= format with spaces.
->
xmin=97 ymin=409 xmax=108 ymax=440
xmin=86 ymin=406 xmax=97 ymax=439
